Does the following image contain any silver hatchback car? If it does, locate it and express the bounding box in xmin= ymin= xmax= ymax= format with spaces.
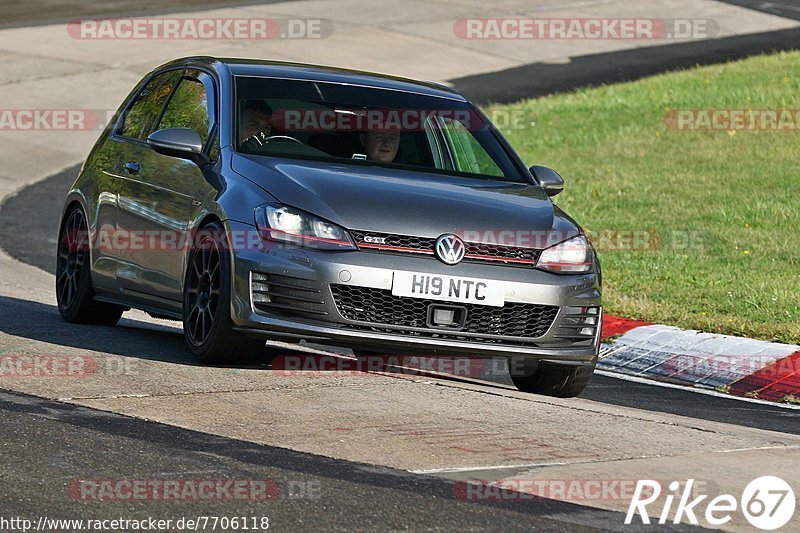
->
xmin=57 ymin=56 xmax=602 ymax=397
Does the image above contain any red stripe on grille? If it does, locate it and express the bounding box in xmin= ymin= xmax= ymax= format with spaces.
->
xmin=357 ymin=243 xmax=434 ymax=254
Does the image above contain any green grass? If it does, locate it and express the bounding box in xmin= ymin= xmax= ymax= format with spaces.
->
xmin=488 ymin=51 xmax=800 ymax=343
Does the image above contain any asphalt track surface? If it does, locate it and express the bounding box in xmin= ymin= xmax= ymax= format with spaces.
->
xmin=2 ymin=166 xmax=798 ymax=436
xmin=4 ymin=389 xmax=657 ymax=532
xmin=451 ymin=27 xmax=800 ymax=104
xmin=0 ymin=0 xmax=296 ymax=28
xmin=718 ymin=0 xmax=800 ymax=21
xmin=450 ymin=0 xmax=800 ymax=103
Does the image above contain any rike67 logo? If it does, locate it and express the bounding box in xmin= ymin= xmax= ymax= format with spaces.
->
xmin=626 ymin=477 xmax=795 ymax=530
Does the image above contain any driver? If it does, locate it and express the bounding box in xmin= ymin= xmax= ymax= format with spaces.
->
xmin=359 ymin=129 xmax=400 ymax=162
xmin=238 ymin=100 xmax=273 ymax=146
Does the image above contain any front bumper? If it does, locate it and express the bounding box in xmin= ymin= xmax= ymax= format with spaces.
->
xmin=226 ymin=221 xmax=601 ymax=364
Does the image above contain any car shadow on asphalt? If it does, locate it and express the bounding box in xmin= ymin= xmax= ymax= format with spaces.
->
xmin=0 ymin=295 xmax=513 ymax=383
xmin=0 ymin=294 xmax=526 ymax=401
xmin=0 ymin=295 xmax=279 ymax=369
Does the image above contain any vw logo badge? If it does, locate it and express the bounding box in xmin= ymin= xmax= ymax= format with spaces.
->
xmin=434 ymin=234 xmax=466 ymax=265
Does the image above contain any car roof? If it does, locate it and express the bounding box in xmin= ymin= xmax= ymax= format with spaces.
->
xmin=160 ymin=56 xmax=467 ymax=102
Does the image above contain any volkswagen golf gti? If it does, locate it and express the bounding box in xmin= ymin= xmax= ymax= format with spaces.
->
xmin=56 ymin=56 xmax=602 ymax=397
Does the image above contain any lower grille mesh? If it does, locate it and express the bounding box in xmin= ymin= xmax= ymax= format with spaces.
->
xmin=330 ymin=284 xmax=558 ymax=338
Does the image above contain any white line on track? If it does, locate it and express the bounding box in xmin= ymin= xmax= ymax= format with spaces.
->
xmin=411 ymin=444 xmax=800 ymax=475
xmin=411 ymin=461 xmax=573 ymax=475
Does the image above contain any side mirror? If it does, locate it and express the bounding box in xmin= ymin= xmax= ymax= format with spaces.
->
xmin=529 ymin=165 xmax=564 ymax=197
xmin=147 ymin=128 xmax=208 ymax=165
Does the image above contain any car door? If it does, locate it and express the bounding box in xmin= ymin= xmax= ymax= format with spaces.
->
xmin=115 ymin=70 xmax=218 ymax=303
xmin=96 ymin=69 xmax=181 ymax=293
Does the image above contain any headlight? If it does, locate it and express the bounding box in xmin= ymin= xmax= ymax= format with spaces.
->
xmin=536 ymin=235 xmax=593 ymax=273
xmin=254 ymin=204 xmax=355 ymax=250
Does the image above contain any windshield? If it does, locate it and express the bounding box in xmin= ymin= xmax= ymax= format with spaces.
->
xmin=234 ymin=76 xmax=525 ymax=182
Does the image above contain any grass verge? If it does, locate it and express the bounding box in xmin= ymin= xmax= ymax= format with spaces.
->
xmin=489 ymin=51 xmax=800 ymax=343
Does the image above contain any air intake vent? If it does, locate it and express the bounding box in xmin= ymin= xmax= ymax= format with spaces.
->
xmin=251 ymin=272 xmax=327 ymax=317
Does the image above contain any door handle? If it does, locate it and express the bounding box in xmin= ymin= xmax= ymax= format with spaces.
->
xmin=124 ymin=161 xmax=141 ymax=175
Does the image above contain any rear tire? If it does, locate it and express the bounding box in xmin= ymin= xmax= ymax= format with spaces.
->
xmin=56 ymin=206 xmax=125 ymax=326
xmin=510 ymin=359 xmax=596 ymax=398
xmin=182 ymin=221 xmax=270 ymax=364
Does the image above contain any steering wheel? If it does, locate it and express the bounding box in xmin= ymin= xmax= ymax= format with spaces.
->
xmin=242 ymin=133 xmax=304 ymax=151
xmin=261 ymin=135 xmax=303 ymax=145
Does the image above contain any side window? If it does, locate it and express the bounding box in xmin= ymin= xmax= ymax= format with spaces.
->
xmin=158 ymin=78 xmax=211 ymax=145
xmin=438 ymin=116 xmax=504 ymax=177
xmin=118 ymin=71 xmax=179 ymax=140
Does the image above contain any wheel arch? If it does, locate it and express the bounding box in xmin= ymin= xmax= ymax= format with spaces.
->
xmin=184 ymin=212 xmax=233 ymax=310
xmin=58 ymin=192 xmax=92 ymax=271
xmin=59 ymin=191 xmax=90 ymax=226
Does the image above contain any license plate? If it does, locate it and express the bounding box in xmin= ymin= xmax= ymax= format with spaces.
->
xmin=391 ymin=272 xmax=505 ymax=307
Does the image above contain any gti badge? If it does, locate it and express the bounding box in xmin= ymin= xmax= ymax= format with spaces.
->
xmin=363 ymin=235 xmax=387 ymax=244
xmin=435 ymin=234 xmax=466 ymax=265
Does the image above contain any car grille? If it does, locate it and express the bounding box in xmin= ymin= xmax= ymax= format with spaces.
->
xmin=251 ymin=272 xmax=328 ymax=317
xmin=330 ymin=284 xmax=558 ymax=339
xmin=349 ymin=231 xmax=540 ymax=266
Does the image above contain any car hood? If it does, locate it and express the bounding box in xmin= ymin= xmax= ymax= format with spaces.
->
xmin=232 ymin=155 xmax=570 ymax=241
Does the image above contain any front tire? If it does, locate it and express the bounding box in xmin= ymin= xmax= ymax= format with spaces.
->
xmin=510 ymin=359 xmax=596 ymax=398
xmin=182 ymin=221 xmax=268 ymax=363
xmin=56 ymin=206 xmax=125 ymax=326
